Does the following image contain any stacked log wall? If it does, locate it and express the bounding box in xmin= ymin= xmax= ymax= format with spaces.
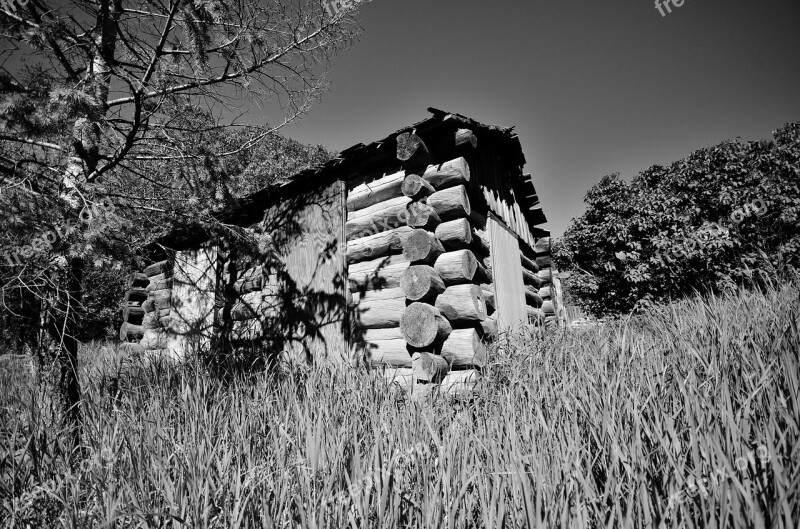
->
xmin=347 ymin=130 xmax=500 ymax=398
xmin=522 ymin=236 xmax=561 ymax=325
xmin=122 ymin=254 xmax=273 ymax=357
xmin=119 ymin=258 xmax=174 ymax=357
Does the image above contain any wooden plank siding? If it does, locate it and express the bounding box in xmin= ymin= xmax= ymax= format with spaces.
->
xmin=487 ymin=215 xmax=528 ymax=330
xmin=267 ymin=180 xmax=348 ymax=363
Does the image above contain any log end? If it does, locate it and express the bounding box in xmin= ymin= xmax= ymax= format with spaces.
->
xmin=411 ymin=352 xmax=449 ymax=383
xmin=402 ymin=230 xmax=444 ymax=265
xmin=401 ymin=174 xmax=435 ymax=200
xmin=400 ymin=265 xmax=445 ymax=302
xmin=455 ymin=128 xmax=478 ymax=149
xmin=400 ymin=302 xmax=452 ymax=348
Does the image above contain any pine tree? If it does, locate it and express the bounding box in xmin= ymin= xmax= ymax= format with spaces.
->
xmin=0 ymin=0 xmax=361 ymax=458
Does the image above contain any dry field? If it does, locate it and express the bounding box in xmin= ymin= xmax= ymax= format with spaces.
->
xmin=1 ymin=284 xmax=798 ymax=528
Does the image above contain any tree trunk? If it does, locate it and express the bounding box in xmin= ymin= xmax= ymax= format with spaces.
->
xmin=51 ymin=0 xmax=124 ymax=458
xmin=212 ymin=241 xmax=237 ymax=358
xmin=45 ymin=256 xmax=84 ymax=462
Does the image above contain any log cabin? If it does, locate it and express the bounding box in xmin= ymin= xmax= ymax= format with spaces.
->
xmin=119 ymin=108 xmax=562 ymax=394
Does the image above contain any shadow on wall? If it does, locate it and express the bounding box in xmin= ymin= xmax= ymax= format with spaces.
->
xmin=133 ymin=181 xmax=379 ymax=370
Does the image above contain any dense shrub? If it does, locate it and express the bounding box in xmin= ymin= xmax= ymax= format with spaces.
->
xmin=556 ymin=122 xmax=800 ymax=316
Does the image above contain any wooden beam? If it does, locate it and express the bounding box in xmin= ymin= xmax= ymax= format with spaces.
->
xmin=434 ymin=249 xmax=478 ymax=284
xmin=129 ymin=272 xmax=149 ymax=288
xmin=143 ymin=260 xmax=171 ymax=277
xmin=122 ymin=305 xmax=145 ymax=324
xmin=537 ymin=268 xmax=552 ymax=284
xmin=364 ymin=339 xmax=412 ymax=367
xmin=528 ymin=307 xmax=545 ymax=325
xmin=434 ymin=284 xmax=488 ymax=322
xmin=440 ymin=329 xmax=487 ymax=368
xmin=349 ymin=255 xmax=410 ymax=292
xmin=345 ymin=196 xmax=411 ymax=240
xmin=522 ymin=267 xmax=543 ymax=288
xmin=479 ymin=316 xmax=498 ymax=340
xmin=396 ymin=131 xmax=433 ymax=170
xmin=412 ymin=352 xmax=449 ymax=383
xmin=347 ymin=226 xmax=413 ymax=265
xmin=524 ymin=287 xmax=543 ymax=308
xmin=351 ymin=288 xmax=406 ymax=328
xmin=435 ymin=218 xmax=473 ymax=251
xmin=401 ymin=174 xmax=435 ymax=200
xmin=402 ymin=230 xmax=444 ymax=265
xmin=427 ymin=185 xmax=471 ymax=221
xmin=124 ymin=287 xmax=148 ymax=303
xmin=120 ymin=322 xmax=144 ymax=342
xmin=528 ymin=208 xmax=547 ymax=226
xmin=520 ymin=253 xmax=539 ymax=273
xmin=347 ymin=157 xmax=470 ymax=212
xmin=400 ymin=265 xmax=446 ymax=302
xmin=439 ymin=369 xmax=481 ymax=398
xmin=454 ymin=128 xmax=478 ymax=149
xmin=400 ymin=303 xmax=452 ymax=348
xmin=406 ymin=202 xmax=442 ymax=230
xmin=534 ymin=237 xmax=552 ymax=255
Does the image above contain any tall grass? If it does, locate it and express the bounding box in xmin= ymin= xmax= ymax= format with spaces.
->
xmin=1 ymin=284 xmax=798 ymax=528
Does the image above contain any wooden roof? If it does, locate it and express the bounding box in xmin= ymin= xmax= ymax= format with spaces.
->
xmin=160 ymin=108 xmax=548 ymax=251
xmin=230 ymin=108 xmax=542 ymax=220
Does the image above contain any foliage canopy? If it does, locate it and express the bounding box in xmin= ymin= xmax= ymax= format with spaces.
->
xmin=556 ymin=122 xmax=800 ymax=316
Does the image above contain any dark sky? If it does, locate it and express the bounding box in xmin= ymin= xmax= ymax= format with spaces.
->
xmin=278 ymin=0 xmax=800 ymax=237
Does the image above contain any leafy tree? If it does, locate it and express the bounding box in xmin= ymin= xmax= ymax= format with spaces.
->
xmin=0 ymin=0 xmax=360 ymax=454
xmin=556 ymin=122 xmax=800 ymax=316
